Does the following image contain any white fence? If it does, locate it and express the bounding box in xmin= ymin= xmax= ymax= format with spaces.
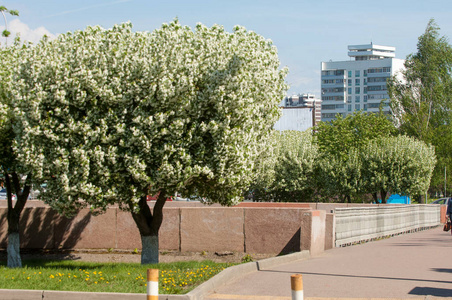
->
xmin=335 ymin=205 xmax=441 ymax=247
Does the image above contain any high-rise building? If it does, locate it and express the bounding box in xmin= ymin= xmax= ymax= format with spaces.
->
xmin=320 ymin=43 xmax=405 ymax=122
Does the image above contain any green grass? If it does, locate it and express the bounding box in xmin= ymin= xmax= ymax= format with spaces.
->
xmin=0 ymin=260 xmax=235 ymax=294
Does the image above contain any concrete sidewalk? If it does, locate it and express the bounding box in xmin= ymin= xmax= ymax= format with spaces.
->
xmin=207 ymin=227 xmax=452 ymax=299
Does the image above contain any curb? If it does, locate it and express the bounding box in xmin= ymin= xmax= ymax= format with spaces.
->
xmin=0 ymin=251 xmax=311 ymax=300
xmin=186 ymin=250 xmax=311 ymax=300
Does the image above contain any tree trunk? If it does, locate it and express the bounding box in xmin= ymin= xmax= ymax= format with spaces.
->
xmin=141 ymin=235 xmax=159 ymax=264
xmin=5 ymin=171 xmax=31 ymax=268
xmin=372 ymin=192 xmax=378 ymax=203
xmin=380 ymin=190 xmax=387 ymax=204
xmin=344 ymin=194 xmax=351 ymax=203
xmin=130 ymin=191 xmax=167 ymax=264
xmin=417 ymin=194 xmax=425 ymax=204
xmin=7 ymin=232 xmax=21 ymax=268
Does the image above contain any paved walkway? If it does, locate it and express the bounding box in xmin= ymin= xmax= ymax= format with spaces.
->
xmin=207 ymin=227 xmax=452 ymax=299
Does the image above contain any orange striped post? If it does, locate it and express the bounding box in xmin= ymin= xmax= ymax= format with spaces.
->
xmin=147 ymin=269 xmax=158 ymax=300
xmin=291 ymin=274 xmax=303 ymax=300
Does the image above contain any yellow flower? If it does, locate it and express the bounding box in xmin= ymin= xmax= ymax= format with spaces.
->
xmin=49 ymin=275 xmax=54 ymax=279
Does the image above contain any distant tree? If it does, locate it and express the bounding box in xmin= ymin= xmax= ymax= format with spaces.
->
xmin=314 ymin=111 xmax=396 ymax=202
xmin=316 ymin=147 xmax=362 ymax=203
xmin=388 ymin=19 xmax=452 ymax=195
xmin=361 ymin=136 xmax=436 ymax=203
xmin=265 ymin=130 xmax=318 ymax=202
xmin=248 ymin=130 xmax=278 ymax=202
xmin=11 ymin=21 xmax=287 ymax=264
xmin=315 ymin=111 xmax=396 ymax=158
xmin=0 ymin=40 xmax=33 ymax=268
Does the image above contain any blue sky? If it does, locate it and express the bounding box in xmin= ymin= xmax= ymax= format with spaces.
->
xmin=2 ymin=0 xmax=452 ymax=96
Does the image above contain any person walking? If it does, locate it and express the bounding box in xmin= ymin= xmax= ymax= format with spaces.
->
xmin=447 ymin=197 xmax=452 ymax=234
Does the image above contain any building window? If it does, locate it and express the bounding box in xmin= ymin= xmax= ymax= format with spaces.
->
xmin=368 ymin=94 xmax=387 ymax=100
xmin=364 ymin=70 xmax=367 ymax=77
xmin=363 ymin=95 xmax=368 ymax=102
xmin=355 ymin=70 xmax=360 ymax=77
xmin=368 ymin=77 xmax=389 ymax=83
xmin=322 ymin=96 xmax=345 ymax=101
xmin=348 ymin=88 xmax=352 ymax=94
xmin=364 ymin=79 xmax=367 ymax=85
xmin=364 ymin=104 xmax=367 ymax=111
xmin=348 ymin=79 xmax=352 ymax=86
xmin=368 ymin=103 xmax=381 ymax=108
xmin=348 ymin=70 xmax=352 ymax=77
xmin=355 ymin=87 xmax=360 ymax=94
xmin=355 ymin=79 xmax=360 ymax=86
xmin=355 ymin=104 xmax=360 ymax=110
xmin=348 ymin=104 xmax=352 ymax=111
xmin=322 ymin=87 xmax=345 ymax=93
xmin=364 ymin=87 xmax=368 ymax=93
xmin=322 ymin=104 xmax=336 ymax=110
xmin=355 ymin=96 xmax=360 ymax=102
xmin=367 ymin=85 xmax=387 ymax=92
xmin=322 ymin=70 xmax=345 ymax=76
xmin=347 ymin=96 xmax=352 ymax=103
xmin=322 ymin=113 xmax=340 ymax=119
xmin=367 ymin=67 xmax=391 ymax=74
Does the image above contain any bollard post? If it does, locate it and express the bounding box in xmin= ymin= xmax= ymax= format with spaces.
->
xmin=147 ymin=269 xmax=159 ymax=300
xmin=291 ymin=274 xmax=303 ymax=300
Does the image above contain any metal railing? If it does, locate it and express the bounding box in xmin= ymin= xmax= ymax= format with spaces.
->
xmin=335 ymin=205 xmax=440 ymax=247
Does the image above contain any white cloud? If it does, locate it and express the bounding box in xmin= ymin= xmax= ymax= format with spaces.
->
xmin=1 ymin=19 xmax=56 ymax=46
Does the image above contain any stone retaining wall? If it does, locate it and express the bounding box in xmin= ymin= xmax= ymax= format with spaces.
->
xmin=0 ymin=203 xmax=444 ymax=256
xmin=0 ymin=206 xmax=326 ymax=255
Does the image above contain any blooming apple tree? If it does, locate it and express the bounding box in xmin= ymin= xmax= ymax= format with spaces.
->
xmin=361 ymin=135 xmax=436 ymax=202
xmin=11 ymin=21 xmax=287 ymax=264
xmin=0 ymin=41 xmax=34 ymax=268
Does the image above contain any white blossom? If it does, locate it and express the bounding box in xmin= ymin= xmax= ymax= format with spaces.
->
xmin=10 ymin=20 xmax=287 ymax=213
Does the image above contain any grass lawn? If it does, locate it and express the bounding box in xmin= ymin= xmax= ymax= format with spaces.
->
xmin=0 ymin=259 xmax=236 ymax=294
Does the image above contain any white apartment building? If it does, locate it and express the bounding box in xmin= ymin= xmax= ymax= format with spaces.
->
xmin=281 ymin=93 xmax=322 ymax=126
xmin=320 ymin=43 xmax=405 ymax=122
